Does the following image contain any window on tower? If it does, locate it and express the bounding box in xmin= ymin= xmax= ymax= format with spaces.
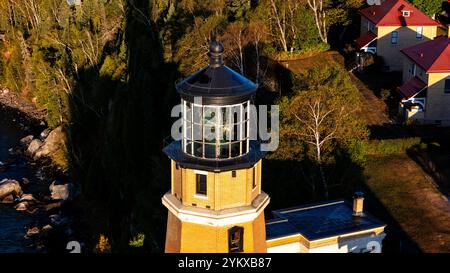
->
xmin=196 ymin=174 xmax=207 ymax=195
xmin=228 ymin=226 xmax=244 ymax=253
xmin=252 ymin=167 xmax=257 ymax=189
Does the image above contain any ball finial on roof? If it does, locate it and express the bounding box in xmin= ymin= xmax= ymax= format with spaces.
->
xmin=209 ymin=41 xmax=224 ymax=68
xmin=210 ymin=41 xmax=224 ymax=54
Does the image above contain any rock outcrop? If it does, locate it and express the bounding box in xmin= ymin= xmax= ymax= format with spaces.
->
xmin=0 ymin=179 xmax=22 ymax=201
xmin=34 ymin=126 xmax=66 ymax=160
xmin=26 ymin=139 xmax=43 ymax=157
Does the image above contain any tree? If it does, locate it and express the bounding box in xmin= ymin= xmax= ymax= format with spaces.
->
xmin=227 ymin=0 xmax=251 ymax=21
xmin=307 ymin=0 xmax=328 ymax=43
xmin=221 ymin=21 xmax=247 ymax=75
xmin=248 ymin=19 xmax=268 ymax=84
xmin=408 ymin=0 xmax=442 ymax=17
xmin=176 ymin=15 xmax=225 ymax=74
xmin=274 ymin=65 xmax=368 ymax=198
xmin=266 ymin=0 xmax=300 ymax=52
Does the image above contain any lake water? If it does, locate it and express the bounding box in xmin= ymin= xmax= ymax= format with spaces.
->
xmin=0 ymin=111 xmax=46 ymax=253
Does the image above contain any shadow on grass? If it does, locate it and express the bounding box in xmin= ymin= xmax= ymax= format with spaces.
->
xmin=263 ymin=149 xmax=422 ymax=253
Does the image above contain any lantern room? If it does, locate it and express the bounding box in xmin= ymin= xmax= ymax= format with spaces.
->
xmin=164 ymin=41 xmax=266 ymax=172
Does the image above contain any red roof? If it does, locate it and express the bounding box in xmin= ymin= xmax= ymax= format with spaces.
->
xmin=355 ymin=31 xmax=377 ymax=49
xmin=398 ymin=77 xmax=427 ymax=99
xmin=401 ymin=35 xmax=450 ymax=73
xmin=360 ymin=0 xmax=440 ymax=27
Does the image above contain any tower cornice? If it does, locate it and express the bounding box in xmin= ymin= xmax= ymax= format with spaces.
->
xmin=162 ymin=191 xmax=270 ymax=227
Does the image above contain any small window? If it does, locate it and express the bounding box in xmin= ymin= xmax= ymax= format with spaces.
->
xmin=391 ymin=31 xmax=398 ymax=44
xmin=402 ymin=11 xmax=410 ymax=17
xmin=232 ymin=171 xmax=236 ymax=178
xmin=445 ymin=79 xmax=450 ymax=94
xmin=416 ymin=26 xmax=423 ymax=39
xmin=411 ymin=63 xmax=416 ymax=76
xmin=228 ymin=226 xmax=244 ymax=253
xmin=175 ymin=163 xmax=180 ymax=170
xmin=196 ymin=174 xmax=207 ymax=195
xmin=252 ymin=167 xmax=256 ymax=189
xmin=367 ymin=21 xmax=372 ymax=31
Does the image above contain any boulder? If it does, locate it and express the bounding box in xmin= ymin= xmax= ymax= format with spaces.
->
xmin=42 ymin=224 xmax=53 ymax=232
xmin=40 ymin=129 xmax=51 ymax=140
xmin=26 ymin=139 xmax=43 ymax=157
xmin=21 ymin=178 xmax=30 ymax=186
xmin=14 ymin=201 xmax=28 ymax=211
xmin=26 ymin=227 xmax=40 ymax=237
xmin=45 ymin=201 xmax=63 ymax=212
xmin=49 ymin=181 xmax=72 ymax=201
xmin=20 ymin=135 xmax=34 ymax=147
xmin=34 ymin=126 xmax=66 ymax=159
xmin=0 ymin=180 xmax=22 ymax=200
xmin=14 ymin=200 xmax=38 ymax=213
xmin=19 ymin=193 xmax=36 ymax=202
xmin=1 ymin=194 xmax=14 ymax=204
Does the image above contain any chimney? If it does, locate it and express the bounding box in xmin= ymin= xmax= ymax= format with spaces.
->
xmin=353 ymin=192 xmax=365 ymax=216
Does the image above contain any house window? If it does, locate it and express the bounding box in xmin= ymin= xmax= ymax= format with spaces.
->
xmin=252 ymin=167 xmax=256 ymax=189
xmin=411 ymin=63 xmax=416 ymax=76
xmin=445 ymin=79 xmax=450 ymax=94
xmin=402 ymin=10 xmax=410 ymax=17
xmin=391 ymin=31 xmax=398 ymax=44
xmin=416 ymin=26 xmax=423 ymax=39
xmin=228 ymin=226 xmax=244 ymax=253
xmin=232 ymin=170 xmax=236 ymax=178
xmin=196 ymin=174 xmax=207 ymax=195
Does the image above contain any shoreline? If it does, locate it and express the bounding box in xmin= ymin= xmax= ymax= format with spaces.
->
xmin=0 ymin=88 xmax=46 ymax=133
xmin=0 ymin=88 xmax=80 ymax=253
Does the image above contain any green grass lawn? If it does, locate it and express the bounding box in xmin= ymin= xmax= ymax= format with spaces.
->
xmin=364 ymin=153 xmax=450 ymax=253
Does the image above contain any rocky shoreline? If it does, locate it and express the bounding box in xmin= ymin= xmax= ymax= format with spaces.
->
xmin=0 ymin=88 xmax=82 ymax=253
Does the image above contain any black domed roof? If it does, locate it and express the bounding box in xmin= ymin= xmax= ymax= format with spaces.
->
xmin=176 ymin=41 xmax=258 ymax=105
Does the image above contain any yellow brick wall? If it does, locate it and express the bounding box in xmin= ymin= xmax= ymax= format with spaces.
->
xmin=165 ymin=211 xmax=182 ymax=253
xmin=178 ymin=212 xmax=266 ymax=253
xmin=377 ymin=25 xmax=437 ymax=71
xmin=425 ymin=72 xmax=450 ymax=122
xmin=171 ymin=160 xmax=262 ymax=210
xmin=402 ymin=56 xmax=428 ymax=84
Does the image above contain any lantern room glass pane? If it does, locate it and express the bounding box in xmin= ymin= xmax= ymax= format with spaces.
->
xmin=182 ymin=99 xmax=251 ymax=159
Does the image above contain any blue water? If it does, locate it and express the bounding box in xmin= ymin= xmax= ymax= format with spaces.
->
xmin=0 ymin=112 xmax=46 ymax=253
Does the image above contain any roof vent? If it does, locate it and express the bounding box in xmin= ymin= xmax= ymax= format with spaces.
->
xmin=353 ymin=192 xmax=365 ymax=217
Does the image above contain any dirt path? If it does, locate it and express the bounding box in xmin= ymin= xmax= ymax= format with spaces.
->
xmin=366 ymin=154 xmax=450 ymax=252
xmin=348 ymin=73 xmax=391 ymax=126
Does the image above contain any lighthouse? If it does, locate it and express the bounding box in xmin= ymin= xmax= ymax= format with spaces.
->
xmin=162 ymin=41 xmax=269 ymax=253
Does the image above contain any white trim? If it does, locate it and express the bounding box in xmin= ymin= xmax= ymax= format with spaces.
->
xmin=194 ymin=194 xmax=208 ymax=200
xmin=193 ymin=169 xmax=208 ymax=175
xmin=162 ymin=192 xmax=270 ymax=227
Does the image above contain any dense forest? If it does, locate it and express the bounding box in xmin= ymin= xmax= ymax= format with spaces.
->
xmin=0 ymin=0 xmax=444 ymax=252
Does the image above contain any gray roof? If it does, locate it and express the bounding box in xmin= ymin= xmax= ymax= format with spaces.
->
xmin=266 ymin=200 xmax=385 ymax=241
